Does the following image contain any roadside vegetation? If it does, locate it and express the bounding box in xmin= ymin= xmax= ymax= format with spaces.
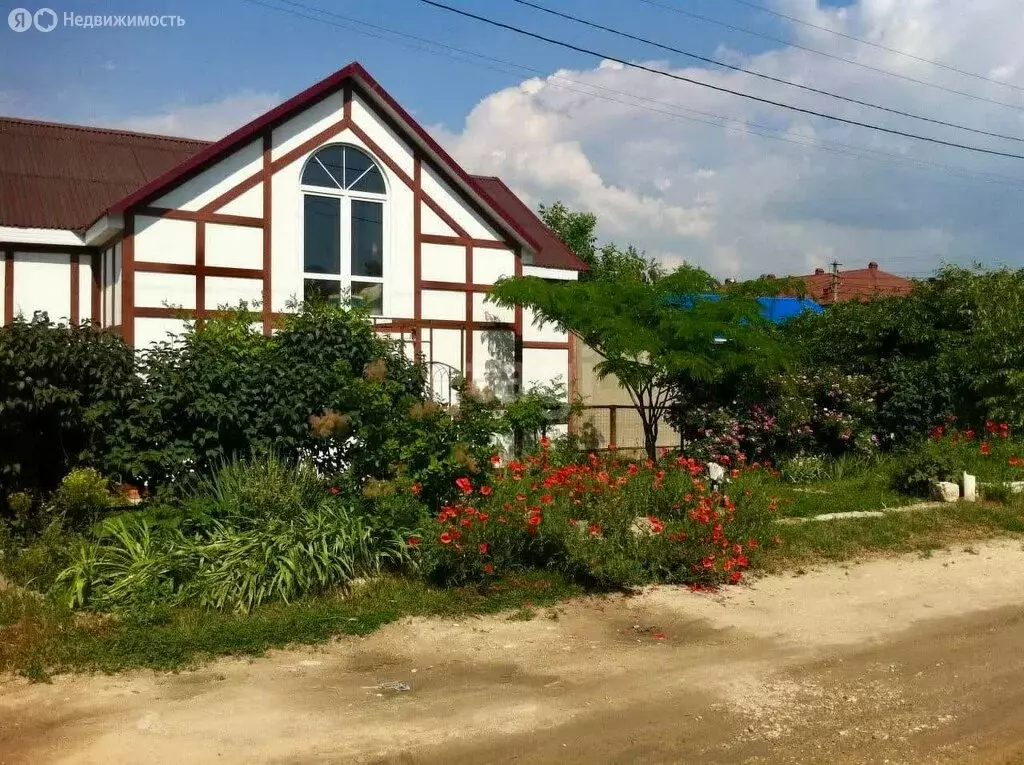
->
xmin=5 ymin=204 xmax=1024 ymax=679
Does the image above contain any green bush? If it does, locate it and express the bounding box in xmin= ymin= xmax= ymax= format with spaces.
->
xmin=50 ymin=468 xmax=116 ymax=528
xmin=56 ymin=455 xmax=414 ymax=613
xmin=0 ymin=317 xmax=136 ymax=504
xmin=892 ymin=446 xmax=957 ymax=497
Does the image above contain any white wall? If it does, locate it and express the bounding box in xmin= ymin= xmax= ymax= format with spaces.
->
xmin=78 ymin=254 xmax=93 ymax=324
xmin=135 ymin=271 xmax=194 ymax=309
xmin=135 ymin=317 xmax=189 ymax=349
xmin=206 ymin=276 xmax=262 ymax=310
xmin=420 ymin=165 xmax=501 ymax=242
xmin=476 ymin=328 xmax=516 ymax=400
xmin=134 ymin=216 xmax=196 ymax=265
xmin=523 ymin=307 xmax=568 ymax=343
xmin=421 ymin=242 xmax=465 ymax=283
xmin=206 ymin=224 xmax=262 ymax=270
xmin=12 ymin=252 xmax=71 ymax=322
xmin=421 ymin=289 xmax=464 ymax=321
xmin=522 ymin=347 xmax=569 ymax=391
xmin=152 ymin=140 xmax=263 ymax=212
xmin=218 ymin=182 xmax=264 ymax=217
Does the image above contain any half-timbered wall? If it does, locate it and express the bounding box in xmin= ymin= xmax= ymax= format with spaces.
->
xmin=0 ymin=246 xmax=96 ymax=326
xmin=0 ymin=76 xmax=578 ymax=406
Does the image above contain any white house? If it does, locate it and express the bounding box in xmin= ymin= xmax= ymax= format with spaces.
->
xmin=0 ymin=62 xmax=586 ymax=402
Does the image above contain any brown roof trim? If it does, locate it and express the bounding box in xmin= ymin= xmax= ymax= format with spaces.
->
xmin=97 ymin=62 xmax=542 ymax=253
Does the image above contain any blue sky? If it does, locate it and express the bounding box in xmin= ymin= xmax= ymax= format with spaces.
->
xmin=2 ymin=0 xmax=1022 ymax=279
xmin=1 ymin=0 xmax=852 ymax=129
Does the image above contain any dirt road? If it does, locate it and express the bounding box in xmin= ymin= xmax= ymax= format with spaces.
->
xmin=4 ymin=541 xmax=1024 ymax=764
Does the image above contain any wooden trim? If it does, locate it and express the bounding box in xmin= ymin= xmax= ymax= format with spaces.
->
xmin=121 ymin=215 xmax=135 ymax=345
xmin=3 ymin=249 xmax=12 ymax=325
xmin=343 ymin=82 xmax=352 ymax=120
xmin=135 ymin=261 xmax=262 ymax=279
xmin=373 ymin=318 xmax=513 ymax=332
xmin=90 ymin=251 xmax=101 ymax=326
xmin=568 ymin=332 xmax=578 ymax=434
xmin=195 ymin=222 xmax=206 ymax=328
xmin=199 ymin=117 xmax=352 ymax=214
xmin=413 ymin=155 xmax=422 ymax=360
xmin=135 ymin=306 xmax=287 ymax=320
xmin=0 ymin=242 xmax=94 ymax=254
xmin=465 ymin=243 xmax=474 ymax=384
xmin=522 ymin=340 xmax=570 ymax=350
xmin=262 ymin=133 xmax=273 ymax=336
xmin=69 ymin=253 xmax=80 ymax=325
xmin=420 ymin=280 xmax=492 ymax=293
xmin=137 ymin=207 xmax=263 ymax=228
xmin=513 ymin=247 xmax=524 ymax=395
xmin=420 ymin=233 xmax=509 ymax=250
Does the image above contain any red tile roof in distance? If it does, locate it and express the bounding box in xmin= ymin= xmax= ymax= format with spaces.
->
xmin=471 ymin=176 xmax=587 ymax=271
xmin=800 ymin=262 xmax=914 ymax=305
xmin=0 ymin=117 xmax=207 ymax=230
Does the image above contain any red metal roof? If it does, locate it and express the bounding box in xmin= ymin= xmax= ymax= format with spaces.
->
xmin=471 ymin=176 xmax=587 ymax=271
xmin=0 ymin=117 xmax=207 ymax=230
xmin=799 ymin=263 xmax=914 ymax=304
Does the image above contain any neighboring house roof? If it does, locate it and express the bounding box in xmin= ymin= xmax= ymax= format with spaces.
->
xmin=668 ymin=293 xmax=823 ymax=324
xmin=470 ymin=176 xmax=587 ymax=271
xmin=0 ymin=62 xmax=584 ymax=271
xmin=0 ymin=117 xmax=207 ymax=230
xmin=799 ymin=262 xmax=914 ymax=305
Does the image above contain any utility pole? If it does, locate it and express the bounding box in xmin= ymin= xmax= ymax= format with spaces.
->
xmin=829 ymin=260 xmax=842 ymax=303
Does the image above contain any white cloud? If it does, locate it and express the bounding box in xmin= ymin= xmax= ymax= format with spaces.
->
xmin=110 ymin=91 xmax=281 ymax=140
xmin=439 ymin=0 xmax=1024 ymax=279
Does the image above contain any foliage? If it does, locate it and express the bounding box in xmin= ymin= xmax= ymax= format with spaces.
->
xmin=50 ymin=468 xmax=117 ymax=529
xmin=55 ymin=456 xmax=412 ymax=613
xmin=491 ymin=261 xmax=795 ymax=459
xmin=502 ymin=378 xmax=576 ymax=455
xmin=786 ymin=265 xmax=1024 ymax=444
xmin=892 ymin=446 xmax=958 ymax=497
xmin=417 ymin=441 xmax=770 ymax=588
xmin=0 ymin=317 xmax=137 ymax=503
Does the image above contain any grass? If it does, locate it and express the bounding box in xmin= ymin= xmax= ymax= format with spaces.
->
xmin=734 ymin=458 xmax=915 ymax=519
xmin=0 ymin=571 xmax=582 ymax=678
xmin=760 ymin=501 xmax=1024 ymax=572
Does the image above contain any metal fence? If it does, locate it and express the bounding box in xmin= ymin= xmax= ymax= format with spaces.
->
xmin=571 ymin=405 xmax=683 ymax=453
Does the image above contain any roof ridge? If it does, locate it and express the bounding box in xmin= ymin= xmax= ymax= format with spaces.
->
xmin=0 ymin=115 xmax=210 ymax=145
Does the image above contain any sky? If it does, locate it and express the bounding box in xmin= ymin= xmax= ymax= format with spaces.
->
xmin=2 ymin=0 xmax=1023 ymax=279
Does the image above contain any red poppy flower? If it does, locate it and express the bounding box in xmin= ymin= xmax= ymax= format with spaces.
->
xmin=482 ymin=563 xmax=494 ymax=574
xmin=439 ymin=532 xmax=453 ymax=544
xmin=480 ymin=485 xmax=493 ymax=496
xmin=330 ymin=486 xmax=339 ymax=495
xmin=516 ymin=493 xmax=528 ymax=502
xmin=456 ymin=476 xmax=473 ymax=495
xmin=410 ymin=482 xmax=422 ymax=496
xmin=981 ymin=441 xmax=991 ymax=455
xmin=478 ymin=512 xmax=489 ymax=522
xmin=540 ymin=436 xmax=551 ymax=448
xmin=407 ymin=536 xmax=421 ymax=547
xmin=540 ymin=493 xmax=553 ymax=504
xmin=729 ymin=571 xmax=743 ymax=584
xmin=652 ymin=632 xmax=667 ymax=640
xmin=589 ymin=523 xmax=602 ymax=537
xmin=489 ymin=454 xmax=501 ymax=467
xmin=479 ymin=542 xmax=489 ymax=554
xmin=528 ymin=514 xmax=542 ymax=526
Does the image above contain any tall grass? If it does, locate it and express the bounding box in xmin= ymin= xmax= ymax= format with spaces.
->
xmin=56 ymin=456 xmax=412 ymax=613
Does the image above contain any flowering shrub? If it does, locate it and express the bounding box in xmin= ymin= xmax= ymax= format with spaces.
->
xmin=418 ymin=440 xmax=770 ymax=588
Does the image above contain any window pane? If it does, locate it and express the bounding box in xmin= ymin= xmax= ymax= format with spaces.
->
xmin=304 ymin=279 xmax=342 ymax=305
xmin=343 ymin=147 xmax=375 ymax=189
xmin=303 ymin=195 xmax=340 ymax=275
xmin=349 ymin=166 xmax=385 ymax=194
xmin=302 ymin=146 xmax=344 ymax=188
xmin=351 ymin=281 xmax=384 ymax=316
xmin=351 ymin=200 xmax=383 ymax=278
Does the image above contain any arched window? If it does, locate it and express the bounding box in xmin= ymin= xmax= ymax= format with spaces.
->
xmin=301 ymin=144 xmax=386 ymax=315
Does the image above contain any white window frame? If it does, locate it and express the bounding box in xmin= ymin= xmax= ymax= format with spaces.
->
xmin=299 ymin=145 xmax=389 ymax=317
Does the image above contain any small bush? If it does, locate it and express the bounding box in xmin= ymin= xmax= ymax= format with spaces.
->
xmin=893 ymin=447 xmax=957 ymax=497
xmin=51 ymin=468 xmax=116 ymax=528
xmin=780 ymin=455 xmax=827 ymax=484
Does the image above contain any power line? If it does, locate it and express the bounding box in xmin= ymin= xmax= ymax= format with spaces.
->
xmin=417 ymin=0 xmax=1024 ymax=160
xmin=237 ymin=0 xmax=1024 ymax=190
xmin=511 ymin=0 xmax=1024 ymax=144
xmin=633 ymin=0 xmax=1024 ymax=112
xmin=721 ymin=0 xmax=1024 ymax=94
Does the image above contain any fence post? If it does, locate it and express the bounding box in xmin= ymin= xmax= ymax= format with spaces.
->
xmin=609 ymin=405 xmax=618 ymax=447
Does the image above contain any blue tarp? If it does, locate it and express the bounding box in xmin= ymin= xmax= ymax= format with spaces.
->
xmin=666 ymin=294 xmax=823 ymax=325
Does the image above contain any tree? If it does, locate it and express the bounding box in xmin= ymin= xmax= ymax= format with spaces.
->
xmin=538 ymin=201 xmax=598 ymax=269
xmin=490 ymin=261 xmax=794 ymax=459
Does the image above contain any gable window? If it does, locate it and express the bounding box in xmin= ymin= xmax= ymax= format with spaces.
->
xmin=301 ymin=144 xmax=386 ymax=315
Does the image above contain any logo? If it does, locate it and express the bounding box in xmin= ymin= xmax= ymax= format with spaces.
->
xmin=34 ymin=7 xmax=57 ymax=31
xmin=8 ymin=7 xmax=57 ymax=31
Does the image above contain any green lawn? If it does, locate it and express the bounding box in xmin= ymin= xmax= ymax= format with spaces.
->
xmin=733 ymin=459 xmax=915 ymax=519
